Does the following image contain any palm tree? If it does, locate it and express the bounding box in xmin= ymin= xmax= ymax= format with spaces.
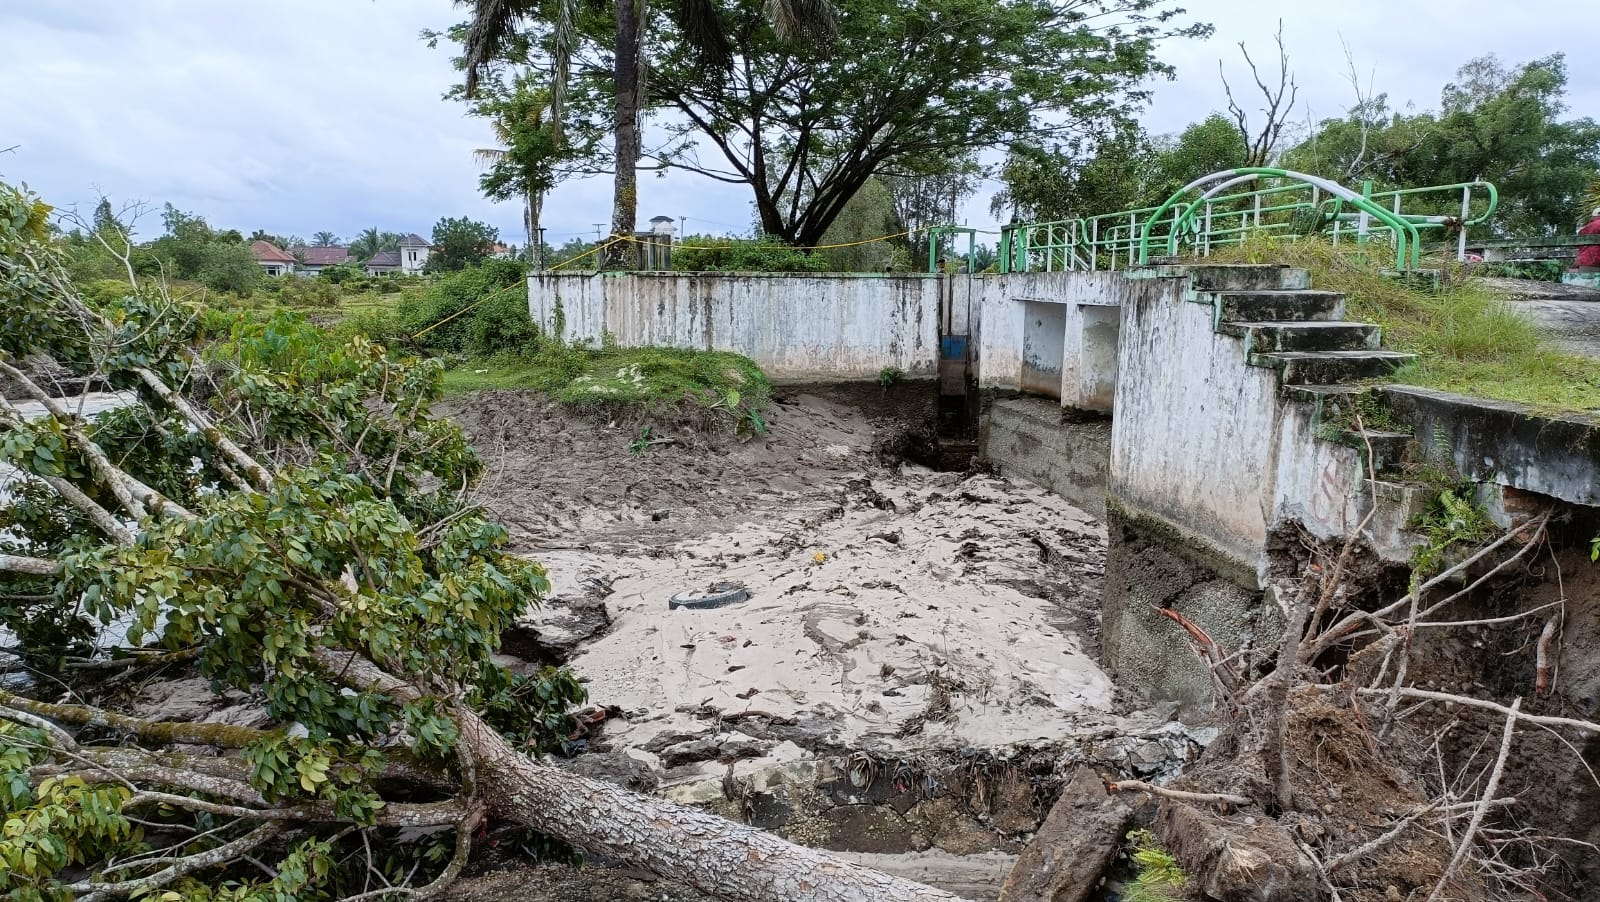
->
xmin=460 ymin=0 xmax=834 ymax=268
xmin=350 ymin=227 xmax=382 ymax=261
xmin=312 ymin=231 xmax=341 ymax=247
xmin=473 ymin=79 xmax=553 ymax=266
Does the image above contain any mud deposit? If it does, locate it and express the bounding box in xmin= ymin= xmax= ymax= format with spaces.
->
xmin=439 ymin=390 xmax=1175 ymax=900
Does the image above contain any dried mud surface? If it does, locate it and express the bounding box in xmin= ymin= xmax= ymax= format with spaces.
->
xmin=439 ymin=388 xmax=1137 ymax=900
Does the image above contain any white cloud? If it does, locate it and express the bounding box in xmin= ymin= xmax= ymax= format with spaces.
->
xmin=2 ymin=0 xmax=1593 ymax=246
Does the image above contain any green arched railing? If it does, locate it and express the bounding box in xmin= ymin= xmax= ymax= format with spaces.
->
xmin=992 ymin=173 xmax=1497 ymax=274
xmin=1140 ymin=168 xmax=1426 ymax=270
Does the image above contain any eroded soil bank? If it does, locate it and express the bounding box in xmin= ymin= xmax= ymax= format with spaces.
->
xmin=436 ymin=388 xmax=1190 ymax=900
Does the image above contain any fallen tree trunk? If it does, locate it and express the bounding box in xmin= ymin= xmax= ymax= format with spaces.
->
xmin=326 ymin=650 xmax=969 ymax=902
xmin=0 ymin=190 xmax=973 ymax=901
xmin=471 ymin=721 xmax=965 ymax=901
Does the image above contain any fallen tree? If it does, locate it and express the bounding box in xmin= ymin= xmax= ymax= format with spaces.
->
xmin=0 ymin=183 xmax=965 ymax=901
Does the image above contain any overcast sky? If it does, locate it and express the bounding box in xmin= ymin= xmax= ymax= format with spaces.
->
xmin=2 ymin=1 xmax=1594 ymax=248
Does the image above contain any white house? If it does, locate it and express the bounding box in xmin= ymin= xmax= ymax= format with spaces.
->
xmin=365 ymin=234 xmax=433 ymax=276
xmin=249 ymin=240 xmax=296 ymax=277
xmin=398 ymin=233 xmax=432 ymax=274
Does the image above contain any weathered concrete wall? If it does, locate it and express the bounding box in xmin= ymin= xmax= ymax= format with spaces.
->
xmin=974 ymin=271 xmax=1133 ymax=413
xmin=1107 ymin=275 xmax=1280 ymax=572
xmin=529 ymin=272 xmax=939 ymax=381
xmin=1385 ymin=386 xmax=1600 ymax=507
xmin=1101 ymin=502 xmax=1278 ymax=716
xmin=980 ymin=396 xmax=1110 ymax=518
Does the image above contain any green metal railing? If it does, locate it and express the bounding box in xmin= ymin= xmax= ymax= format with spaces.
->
xmin=993 ymin=170 xmax=1497 ymax=274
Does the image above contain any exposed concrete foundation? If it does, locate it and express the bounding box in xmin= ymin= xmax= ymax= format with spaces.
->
xmin=979 ymin=396 xmax=1110 ymax=519
xmin=1101 ymin=502 xmax=1279 ymax=715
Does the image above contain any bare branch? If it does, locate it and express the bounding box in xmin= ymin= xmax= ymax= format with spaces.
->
xmin=1218 ymin=20 xmax=1299 ymax=167
xmin=1109 ymin=780 xmax=1252 ymax=807
xmin=0 ymin=552 xmax=63 ymax=576
xmin=1426 ymin=697 xmax=1519 ymax=902
xmin=0 ymin=687 xmax=268 ymax=748
xmin=72 ymin=823 xmax=284 ymax=901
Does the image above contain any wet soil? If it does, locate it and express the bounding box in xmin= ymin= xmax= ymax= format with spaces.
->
xmin=438 ymin=386 xmax=1142 ymax=900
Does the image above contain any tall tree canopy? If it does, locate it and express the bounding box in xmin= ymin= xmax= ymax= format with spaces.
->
xmin=649 ymin=0 xmax=1205 ymax=245
xmin=992 ymin=114 xmax=1246 ymax=223
xmin=426 ymin=216 xmax=500 ymax=273
xmin=452 ymin=0 xmax=1205 ymax=248
xmin=1285 ymin=54 xmax=1600 ymax=235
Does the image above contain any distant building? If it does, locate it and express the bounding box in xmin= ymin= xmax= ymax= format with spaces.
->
xmin=299 ymin=246 xmax=351 ymax=275
xmin=249 ymin=240 xmax=297 ymax=277
xmin=360 ymin=235 xmax=432 ymax=276
xmin=397 ymin=233 xmax=432 ymax=274
xmin=363 ymin=250 xmax=402 ymax=276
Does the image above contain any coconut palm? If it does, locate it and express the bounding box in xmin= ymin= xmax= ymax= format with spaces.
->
xmin=459 ymin=0 xmax=834 ymax=267
xmin=473 ymin=79 xmax=558 ymax=266
xmin=312 ymin=231 xmax=341 ymax=247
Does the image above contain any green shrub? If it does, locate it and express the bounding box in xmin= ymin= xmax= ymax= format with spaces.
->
xmin=270 ymin=277 xmax=342 ymax=309
xmin=331 ymin=308 xmax=412 ymax=350
xmin=82 ymin=279 xmax=135 ymax=305
xmin=672 ymin=235 xmax=831 ymax=273
xmin=197 ymin=242 xmax=262 ymax=295
xmin=396 ymin=258 xmax=532 ymax=355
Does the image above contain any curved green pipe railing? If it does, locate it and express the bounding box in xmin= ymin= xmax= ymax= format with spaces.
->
xmin=1139 ymin=168 xmax=1424 ymax=270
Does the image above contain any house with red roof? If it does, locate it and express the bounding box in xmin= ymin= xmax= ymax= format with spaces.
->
xmin=249 ymin=240 xmax=297 ymax=277
xmin=299 ymin=245 xmax=351 ymax=275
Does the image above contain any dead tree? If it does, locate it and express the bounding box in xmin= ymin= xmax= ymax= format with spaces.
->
xmin=1220 ymin=20 xmax=1299 ymax=168
xmin=0 ymin=183 xmax=963 ymax=900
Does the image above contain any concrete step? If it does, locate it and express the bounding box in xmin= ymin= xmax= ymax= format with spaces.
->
xmin=1285 ymin=384 xmax=1362 ymax=405
xmin=1249 ymin=350 xmax=1416 ymax=385
xmin=1341 ymin=428 xmax=1414 ymax=471
xmin=1142 ymin=263 xmax=1311 ymax=292
xmin=1206 ymin=290 xmax=1347 ymax=323
xmin=1218 ymin=321 xmax=1381 ymax=353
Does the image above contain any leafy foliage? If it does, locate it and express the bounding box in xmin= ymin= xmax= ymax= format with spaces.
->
xmin=443 ymin=344 xmax=771 ymax=436
xmin=1285 ymin=53 xmax=1600 ymax=235
xmin=396 ymin=257 xmax=534 ymax=355
xmin=672 ymin=235 xmax=829 ymax=273
xmin=1124 ymin=828 xmax=1188 ymax=901
xmin=993 ymin=114 xmax=1246 ymax=222
xmin=445 ymin=0 xmax=1206 ymax=246
xmin=426 ymin=216 xmax=501 ymax=274
xmin=0 ymin=180 xmax=587 ymax=898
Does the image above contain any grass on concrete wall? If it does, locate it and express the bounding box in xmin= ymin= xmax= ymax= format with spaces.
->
xmin=441 ymin=344 xmax=772 ymax=431
xmin=1208 ymin=236 xmax=1600 ymax=412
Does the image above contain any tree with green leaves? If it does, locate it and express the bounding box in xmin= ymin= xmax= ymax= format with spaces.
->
xmin=311 ymin=231 xmax=341 ymax=247
xmin=638 ymin=0 xmax=1204 ymax=246
xmin=470 ymin=74 xmax=589 ymax=267
xmin=991 ymin=113 xmax=1248 ymax=224
xmin=0 ymin=181 xmax=965 ymax=901
xmin=349 ymin=228 xmax=403 ymax=262
xmin=425 ymin=216 xmax=500 ymax=273
xmin=1284 ymin=54 xmax=1600 ymax=235
xmin=455 ymin=0 xmax=838 ymax=268
xmin=817 ymin=178 xmax=904 ymax=271
xmin=141 ymin=205 xmax=262 ymax=294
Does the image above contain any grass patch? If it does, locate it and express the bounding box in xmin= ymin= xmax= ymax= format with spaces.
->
xmin=1208 ymin=235 xmax=1600 ymax=412
xmin=442 ymin=344 xmax=772 ymax=433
